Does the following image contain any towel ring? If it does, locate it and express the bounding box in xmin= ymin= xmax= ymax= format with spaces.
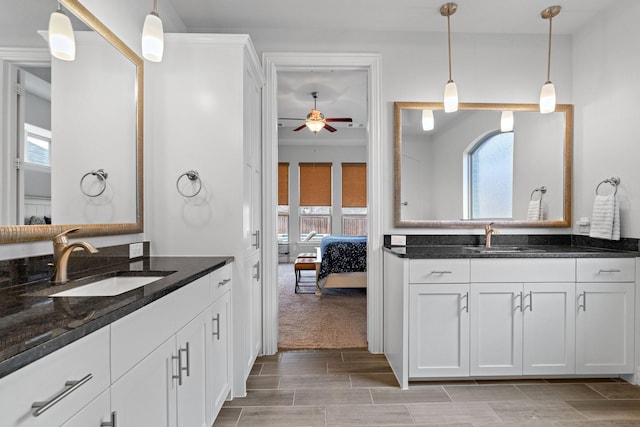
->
xmin=176 ymin=170 xmax=202 ymax=197
xmin=80 ymin=169 xmax=108 ymax=197
xmin=530 ymin=186 xmax=547 ymax=201
xmin=596 ymin=177 xmax=620 ymax=196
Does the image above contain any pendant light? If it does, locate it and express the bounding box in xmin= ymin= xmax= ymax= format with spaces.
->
xmin=539 ymin=6 xmax=561 ymax=114
xmin=422 ymin=110 xmax=434 ymax=131
xmin=500 ymin=111 xmax=514 ymax=132
xmin=441 ymin=3 xmax=458 ymax=113
xmin=142 ymin=0 xmax=164 ymax=62
xmin=48 ymin=2 xmax=76 ymax=61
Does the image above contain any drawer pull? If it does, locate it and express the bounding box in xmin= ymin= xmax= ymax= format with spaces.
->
xmin=598 ymin=269 xmax=621 ymax=274
xmin=218 ymin=278 xmax=231 ymax=286
xmin=578 ymin=292 xmax=587 ymax=311
xmin=461 ymin=292 xmax=469 ymax=313
xmin=32 ymin=373 xmax=93 ymax=417
xmin=172 ymin=342 xmax=191 ymax=386
xmin=430 ymin=271 xmax=452 ymax=275
xmin=212 ymin=313 xmax=221 ymax=340
xmin=101 ymin=411 xmax=117 ymax=427
xmin=514 ymin=292 xmax=523 ymax=312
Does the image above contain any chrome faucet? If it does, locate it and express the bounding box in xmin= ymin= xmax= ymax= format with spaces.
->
xmin=51 ymin=228 xmax=99 ymax=284
xmin=484 ymin=222 xmax=498 ymax=248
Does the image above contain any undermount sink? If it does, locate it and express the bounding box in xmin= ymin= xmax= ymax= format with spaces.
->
xmin=49 ymin=271 xmax=173 ymax=297
xmin=466 ymin=246 xmax=546 ymax=254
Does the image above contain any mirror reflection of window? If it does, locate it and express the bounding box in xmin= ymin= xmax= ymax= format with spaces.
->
xmin=468 ymin=131 xmax=514 ymax=219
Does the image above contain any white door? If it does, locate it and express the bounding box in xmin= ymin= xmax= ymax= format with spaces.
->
xmin=522 ymin=282 xmax=575 ymax=375
xmin=409 ymin=284 xmax=469 ymax=377
xmin=576 ymin=282 xmax=635 ymax=374
xmin=208 ymin=292 xmax=231 ymax=422
xmin=470 ymin=283 xmax=523 ymax=376
xmin=111 ymin=338 xmax=178 ymax=427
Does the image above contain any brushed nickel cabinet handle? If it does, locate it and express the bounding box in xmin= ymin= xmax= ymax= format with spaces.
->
xmin=212 ymin=313 xmax=221 ymax=340
xmin=101 ymin=411 xmax=117 ymax=427
xmin=461 ymin=292 xmax=469 ymax=313
xmin=32 ymin=373 xmax=93 ymax=416
xmin=598 ymin=269 xmax=621 ymax=274
xmin=218 ymin=278 xmax=231 ymax=286
xmin=430 ymin=270 xmax=452 ymax=275
xmin=172 ymin=351 xmax=183 ymax=385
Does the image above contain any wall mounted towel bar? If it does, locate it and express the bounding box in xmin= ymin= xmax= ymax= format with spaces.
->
xmin=176 ymin=170 xmax=202 ymax=197
xmin=596 ymin=177 xmax=620 ymax=196
xmin=80 ymin=169 xmax=108 ymax=197
xmin=530 ymin=186 xmax=547 ymax=201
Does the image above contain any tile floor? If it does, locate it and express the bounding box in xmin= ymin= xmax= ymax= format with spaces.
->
xmin=213 ymin=349 xmax=640 ymax=426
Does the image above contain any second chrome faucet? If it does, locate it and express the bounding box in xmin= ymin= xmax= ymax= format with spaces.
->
xmin=51 ymin=228 xmax=99 ymax=284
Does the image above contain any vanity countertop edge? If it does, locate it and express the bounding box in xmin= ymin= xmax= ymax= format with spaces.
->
xmin=383 ymin=245 xmax=640 ymax=259
xmin=0 ymin=255 xmax=233 ymax=380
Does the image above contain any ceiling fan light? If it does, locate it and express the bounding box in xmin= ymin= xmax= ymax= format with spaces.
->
xmin=48 ymin=9 xmax=75 ymax=61
xmin=539 ymin=82 xmax=556 ymax=114
xmin=422 ymin=110 xmax=434 ymax=131
xmin=142 ymin=12 xmax=164 ymax=62
xmin=306 ymin=120 xmax=325 ymax=133
xmin=444 ymin=81 xmax=458 ymax=113
xmin=501 ymin=111 xmax=514 ymax=132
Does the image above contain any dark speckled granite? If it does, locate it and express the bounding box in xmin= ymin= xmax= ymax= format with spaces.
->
xmin=0 ymin=253 xmax=232 ymax=379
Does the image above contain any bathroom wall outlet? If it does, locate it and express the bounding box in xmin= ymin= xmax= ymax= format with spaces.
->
xmin=129 ymin=242 xmax=144 ymax=259
xmin=390 ymin=235 xmax=406 ymax=246
xmin=577 ymin=217 xmax=590 ymax=226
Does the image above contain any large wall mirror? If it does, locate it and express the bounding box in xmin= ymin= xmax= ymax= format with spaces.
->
xmin=0 ymin=0 xmax=143 ymax=243
xmin=394 ymin=102 xmax=572 ymax=228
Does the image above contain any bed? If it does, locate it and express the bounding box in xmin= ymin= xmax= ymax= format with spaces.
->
xmin=316 ymin=235 xmax=367 ymax=295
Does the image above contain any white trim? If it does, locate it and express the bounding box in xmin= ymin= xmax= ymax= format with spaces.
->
xmin=261 ymin=52 xmax=384 ymax=355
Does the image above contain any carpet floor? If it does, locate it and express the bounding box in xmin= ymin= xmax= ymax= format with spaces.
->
xmin=278 ymin=263 xmax=367 ymax=350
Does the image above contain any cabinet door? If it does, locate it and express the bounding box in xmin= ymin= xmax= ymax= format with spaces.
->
xmin=470 ymin=283 xmax=523 ymax=376
xmin=111 ymin=337 xmax=178 ymax=427
xmin=208 ymin=291 xmax=232 ymax=423
xmin=409 ymin=284 xmax=469 ymax=377
xmin=176 ymin=308 xmax=210 ymax=427
xmin=576 ymin=282 xmax=635 ymax=374
xmin=522 ymin=283 xmax=575 ymax=375
xmin=245 ymin=253 xmax=262 ymax=376
xmin=61 ymin=390 xmax=111 ymax=427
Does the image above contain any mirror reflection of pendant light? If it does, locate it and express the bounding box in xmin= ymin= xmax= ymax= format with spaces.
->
xmin=540 ymin=6 xmax=561 ymax=114
xmin=48 ymin=2 xmax=76 ymax=61
xmin=441 ymin=3 xmax=459 ymax=113
xmin=422 ymin=110 xmax=435 ymax=131
xmin=501 ymin=111 xmax=514 ymax=132
xmin=142 ymin=0 xmax=164 ymax=62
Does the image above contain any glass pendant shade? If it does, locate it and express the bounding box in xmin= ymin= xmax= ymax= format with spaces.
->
xmin=422 ymin=110 xmax=434 ymax=131
xmin=444 ymin=81 xmax=458 ymax=113
xmin=142 ymin=13 xmax=164 ymax=62
xmin=539 ymin=81 xmax=556 ymax=114
xmin=500 ymin=111 xmax=514 ymax=132
xmin=48 ymin=10 xmax=75 ymax=61
xmin=306 ymin=120 xmax=325 ymax=133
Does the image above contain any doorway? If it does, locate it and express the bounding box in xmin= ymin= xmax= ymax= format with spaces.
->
xmin=261 ymin=53 xmax=384 ymax=355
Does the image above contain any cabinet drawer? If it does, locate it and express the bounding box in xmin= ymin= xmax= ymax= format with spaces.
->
xmin=576 ymin=258 xmax=635 ymax=282
xmin=111 ymin=275 xmax=210 ymax=382
xmin=409 ymin=259 xmax=470 ymax=283
xmin=470 ymin=258 xmax=575 ymax=283
xmin=210 ymin=263 xmax=232 ymax=301
xmin=0 ymin=327 xmax=110 ymax=427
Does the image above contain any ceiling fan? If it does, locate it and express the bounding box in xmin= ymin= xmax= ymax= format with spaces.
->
xmin=280 ymin=91 xmax=353 ymax=133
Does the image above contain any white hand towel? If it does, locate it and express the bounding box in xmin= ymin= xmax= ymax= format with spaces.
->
xmin=589 ymin=194 xmax=620 ymax=240
xmin=526 ymin=199 xmax=542 ymax=221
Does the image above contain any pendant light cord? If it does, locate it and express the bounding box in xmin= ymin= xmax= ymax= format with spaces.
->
xmin=447 ymin=13 xmax=453 ymax=83
xmin=546 ymin=16 xmax=553 ymax=83
xmin=153 ymin=0 xmax=158 ymax=15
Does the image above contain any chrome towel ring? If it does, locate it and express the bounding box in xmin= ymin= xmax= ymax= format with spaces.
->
xmin=530 ymin=186 xmax=547 ymax=201
xmin=176 ymin=170 xmax=202 ymax=197
xmin=80 ymin=169 xmax=108 ymax=197
xmin=596 ymin=177 xmax=620 ymax=196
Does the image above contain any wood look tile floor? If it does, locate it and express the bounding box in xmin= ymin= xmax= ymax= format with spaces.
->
xmin=213 ymin=350 xmax=640 ymax=426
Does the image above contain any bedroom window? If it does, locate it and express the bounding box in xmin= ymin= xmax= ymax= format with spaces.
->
xmin=467 ymin=131 xmax=514 ymax=219
xmin=299 ymin=162 xmax=332 ymax=240
xmin=342 ymin=163 xmax=367 ymax=236
xmin=278 ymin=162 xmax=289 ymax=243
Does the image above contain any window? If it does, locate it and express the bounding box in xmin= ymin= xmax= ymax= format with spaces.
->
xmin=299 ymin=162 xmax=332 ymax=241
xmin=341 ymin=163 xmax=367 ymax=235
xmin=468 ymin=131 xmax=514 ymax=219
xmin=24 ymin=124 xmax=51 ymax=168
xmin=277 ymin=162 xmax=289 ymax=243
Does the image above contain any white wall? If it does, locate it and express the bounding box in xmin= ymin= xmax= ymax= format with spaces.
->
xmin=572 ymin=0 xmax=640 ymax=238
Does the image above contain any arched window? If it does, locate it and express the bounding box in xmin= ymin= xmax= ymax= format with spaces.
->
xmin=468 ymin=131 xmax=514 ymax=219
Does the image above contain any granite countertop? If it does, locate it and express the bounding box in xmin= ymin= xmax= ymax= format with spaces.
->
xmin=0 ymin=256 xmax=232 ymax=379
xmin=384 ymin=244 xmax=640 ymax=259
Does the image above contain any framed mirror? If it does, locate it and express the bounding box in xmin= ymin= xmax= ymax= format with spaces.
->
xmin=0 ymin=0 xmax=143 ymax=243
xmin=394 ymin=102 xmax=572 ymax=228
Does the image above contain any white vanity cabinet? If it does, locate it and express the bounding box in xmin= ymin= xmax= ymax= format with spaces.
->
xmin=470 ymin=259 xmax=576 ymax=376
xmin=575 ymin=258 xmax=635 ymax=374
xmin=0 ymin=326 xmax=110 ymax=427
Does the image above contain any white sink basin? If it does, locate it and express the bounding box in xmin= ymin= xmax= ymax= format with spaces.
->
xmin=50 ymin=276 xmax=165 ymax=297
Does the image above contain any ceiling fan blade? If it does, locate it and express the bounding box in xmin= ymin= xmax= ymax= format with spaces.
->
xmin=325 ymin=117 xmax=353 ymax=122
xmin=323 ymin=123 xmax=337 ymax=132
xmin=279 ymin=118 xmax=305 ymax=121
xmin=293 ymin=124 xmax=307 ymax=131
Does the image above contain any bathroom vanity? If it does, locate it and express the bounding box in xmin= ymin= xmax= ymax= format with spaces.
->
xmin=0 ymin=255 xmax=232 ymax=427
xmin=384 ymin=244 xmax=639 ymax=389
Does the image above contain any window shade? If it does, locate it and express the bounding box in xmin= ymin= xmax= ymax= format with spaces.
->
xmin=299 ymin=163 xmax=332 ymax=206
xmin=278 ymin=162 xmax=289 ymax=205
xmin=342 ymin=163 xmax=366 ymax=207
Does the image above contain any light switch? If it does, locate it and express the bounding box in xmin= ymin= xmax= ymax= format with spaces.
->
xmin=390 ymin=235 xmax=406 ymax=246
